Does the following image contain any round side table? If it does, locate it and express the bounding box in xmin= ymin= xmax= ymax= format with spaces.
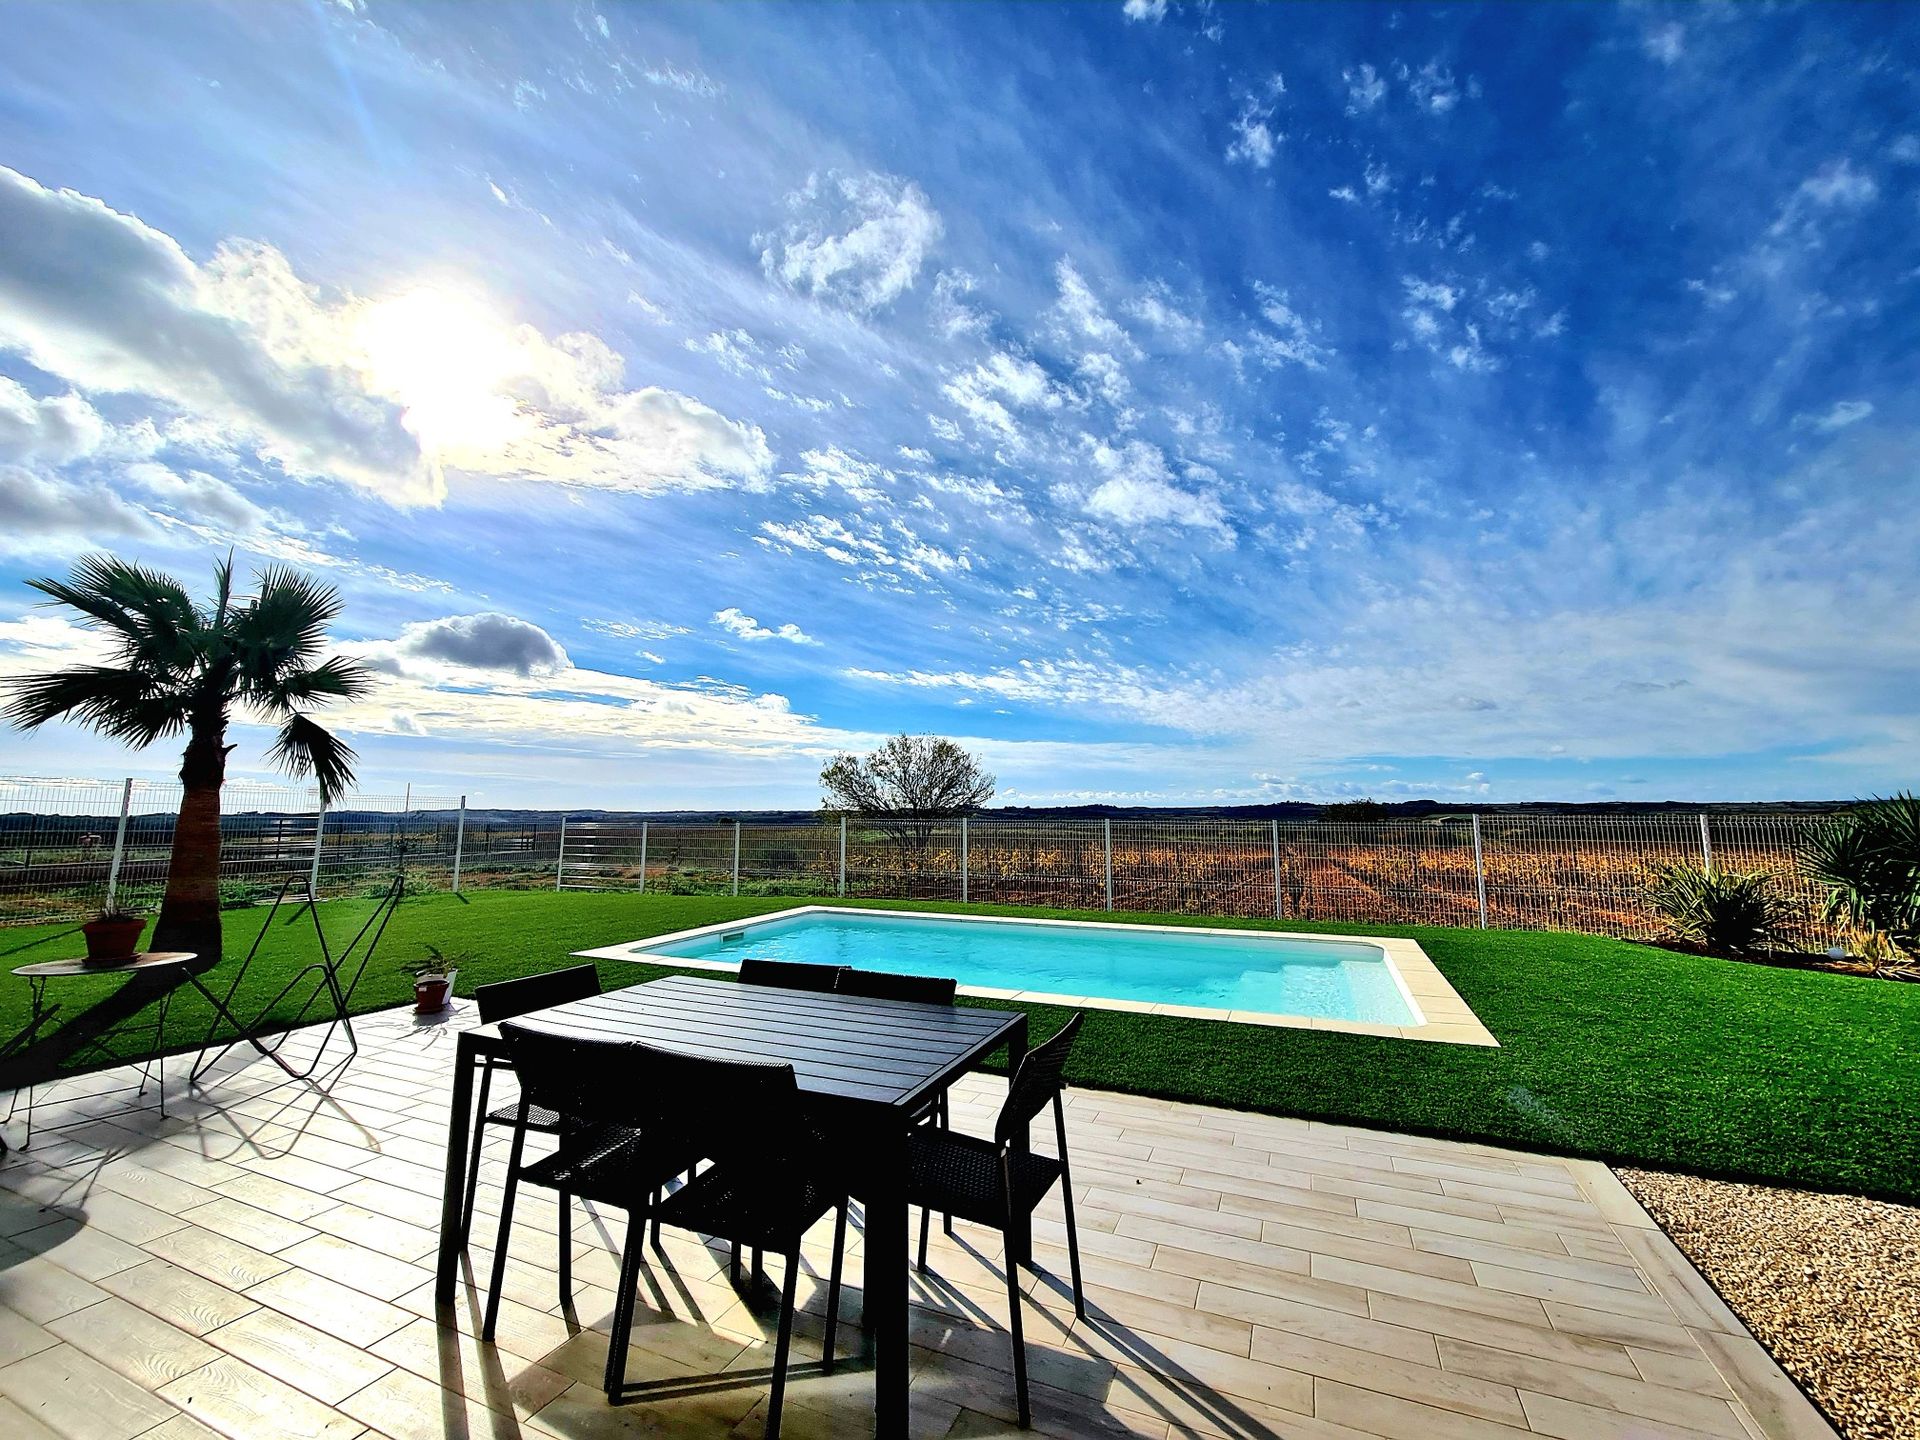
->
xmin=2 ymin=951 xmax=197 ymax=1153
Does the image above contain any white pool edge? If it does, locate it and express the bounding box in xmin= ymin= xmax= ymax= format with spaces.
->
xmin=573 ymin=904 xmax=1499 ymax=1047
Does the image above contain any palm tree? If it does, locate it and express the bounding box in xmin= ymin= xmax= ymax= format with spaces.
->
xmin=4 ymin=554 xmax=373 ymax=964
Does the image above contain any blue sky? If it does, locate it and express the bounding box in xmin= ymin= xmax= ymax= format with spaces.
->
xmin=0 ymin=0 xmax=1915 ymax=809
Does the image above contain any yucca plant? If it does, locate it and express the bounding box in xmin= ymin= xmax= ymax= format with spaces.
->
xmin=3 ymin=554 xmax=373 ymax=965
xmin=1798 ymin=793 xmax=1920 ymax=959
xmin=1646 ymin=861 xmax=1791 ymax=956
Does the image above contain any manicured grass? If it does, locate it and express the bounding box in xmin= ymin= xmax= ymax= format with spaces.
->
xmin=3 ymin=889 xmax=1914 ymax=1202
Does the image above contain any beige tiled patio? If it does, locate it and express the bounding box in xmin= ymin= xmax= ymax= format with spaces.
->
xmin=0 ymin=1001 xmax=1834 ymax=1440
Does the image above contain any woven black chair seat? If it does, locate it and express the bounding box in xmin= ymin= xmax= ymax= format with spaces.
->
xmin=655 ymin=1159 xmax=840 ymax=1251
xmin=905 ymin=1128 xmax=1063 ymax=1227
xmin=487 ymin=1100 xmax=564 ymax=1131
xmin=520 ymin=1126 xmax=698 ymax=1208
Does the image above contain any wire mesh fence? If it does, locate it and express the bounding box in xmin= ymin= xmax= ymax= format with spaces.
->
xmin=0 ymin=777 xmax=461 ymax=924
xmin=1 ymin=773 xmax=1842 ymax=946
xmin=551 ymin=809 xmax=1836 ymax=946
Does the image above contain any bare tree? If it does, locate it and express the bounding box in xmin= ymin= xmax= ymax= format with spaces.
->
xmin=820 ymin=734 xmax=995 ymax=867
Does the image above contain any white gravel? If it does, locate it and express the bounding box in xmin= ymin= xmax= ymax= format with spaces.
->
xmin=1618 ymin=1169 xmax=1920 ymax=1440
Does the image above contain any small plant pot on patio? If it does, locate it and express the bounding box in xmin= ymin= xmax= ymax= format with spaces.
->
xmin=408 ymin=945 xmax=468 ymax=1014
xmin=81 ymin=910 xmax=146 ymax=963
xmin=412 ymin=968 xmax=458 ymax=1012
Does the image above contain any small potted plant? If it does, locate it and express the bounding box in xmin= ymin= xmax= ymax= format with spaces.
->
xmin=81 ymin=905 xmax=146 ymax=962
xmin=408 ymin=945 xmax=464 ymax=1013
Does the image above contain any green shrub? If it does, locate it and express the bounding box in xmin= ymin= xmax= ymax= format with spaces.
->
xmin=1799 ymin=793 xmax=1920 ymax=958
xmin=1646 ymin=862 xmax=1791 ymax=955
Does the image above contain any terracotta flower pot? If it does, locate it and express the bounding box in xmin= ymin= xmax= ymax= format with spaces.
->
xmin=414 ymin=970 xmax=457 ymax=1013
xmin=81 ymin=916 xmax=145 ymax=962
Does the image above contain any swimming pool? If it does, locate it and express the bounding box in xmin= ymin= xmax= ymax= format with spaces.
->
xmin=601 ymin=907 xmax=1429 ymax=1027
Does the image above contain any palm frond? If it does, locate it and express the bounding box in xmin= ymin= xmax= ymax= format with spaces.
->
xmin=266 ymin=710 xmax=359 ymax=803
xmin=202 ymin=550 xmax=235 ymax=635
xmin=27 ymin=555 xmax=199 ymax=670
xmin=232 ymin=567 xmax=341 ymax=659
xmin=231 ymin=567 xmax=349 ymax=701
xmin=1 ymin=665 xmax=189 ymax=746
xmin=279 ymin=655 xmax=377 ymax=705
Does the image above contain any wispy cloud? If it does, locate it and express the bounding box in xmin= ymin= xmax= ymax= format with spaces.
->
xmin=712 ymin=607 xmax=819 ymax=645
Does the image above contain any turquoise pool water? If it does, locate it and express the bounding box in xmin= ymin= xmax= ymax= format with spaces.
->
xmin=634 ymin=910 xmax=1420 ymax=1024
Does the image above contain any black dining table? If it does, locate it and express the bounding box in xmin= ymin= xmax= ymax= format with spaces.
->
xmin=434 ymin=972 xmax=1028 ymax=1437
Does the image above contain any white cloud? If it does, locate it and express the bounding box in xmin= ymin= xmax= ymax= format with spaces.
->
xmin=1121 ymin=0 xmax=1168 ymax=21
xmin=1227 ymin=111 xmax=1278 ymax=169
xmin=1402 ymin=277 xmax=1461 ymax=313
xmin=1343 ymin=63 xmax=1385 ymax=113
xmin=930 ymin=269 xmax=990 ymax=340
xmin=1247 ymin=284 xmax=1329 ymax=370
xmin=0 ymin=379 xmax=110 ymax=465
xmin=1083 ymin=439 xmax=1231 ymax=538
xmin=1643 ymin=23 xmax=1685 ymax=65
xmin=685 ymin=328 xmax=771 ymax=381
xmin=583 ymin=618 xmax=692 ymax=641
xmin=641 ymin=62 xmax=722 ymax=99
xmin=0 ymin=166 xmax=772 ymax=507
xmin=758 ymin=170 xmax=942 ymax=312
xmin=1227 ymin=76 xmax=1285 ymax=169
xmin=0 ymin=464 xmax=162 ymax=550
xmin=1812 ymin=400 xmax=1873 ymax=431
xmin=790 ymin=445 xmax=893 ymax=503
xmin=712 ymin=607 xmax=818 ymax=645
xmin=941 ymin=350 xmax=1066 ymax=444
xmin=756 ymin=510 xmax=970 ymax=585
xmin=0 ymin=165 xmax=421 ymax=498
xmin=1404 ymin=61 xmax=1462 ymax=115
xmin=1796 ymin=158 xmax=1877 ymax=208
xmin=1124 ymin=283 xmax=1204 ymax=345
xmin=1076 ymin=351 xmax=1131 ymax=407
xmin=1051 ymin=258 xmax=1134 ymax=353
xmin=121 ymin=461 xmax=271 ymax=533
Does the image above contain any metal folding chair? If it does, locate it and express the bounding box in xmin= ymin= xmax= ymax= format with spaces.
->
xmin=190 ymin=870 xmax=404 ymax=1085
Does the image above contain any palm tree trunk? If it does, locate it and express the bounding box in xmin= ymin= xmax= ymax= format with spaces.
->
xmin=150 ymin=719 xmax=227 ymax=965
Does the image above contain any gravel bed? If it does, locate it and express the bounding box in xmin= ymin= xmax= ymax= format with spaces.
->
xmin=1618 ymin=1168 xmax=1920 ymax=1440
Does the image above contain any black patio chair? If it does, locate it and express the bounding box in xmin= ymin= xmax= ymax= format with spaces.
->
xmin=604 ymin=1041 xmax=850 ymax=1440
xmin=834 ymin=968 xmax=958 ymax=1006
xmin=738 ymin=957 xmax=846 ymax=992
xmin=480 ymin=1026 xmax=700 ymax=1344
xmin=836 ymin=968 xmax=959 ymax=1221
xmin=835 ymin=968 xmax=960 ymax=1113
xmin=906 ymin=1011 xmax=1087 ymax=1429
xmin=459 ymin=964 xmax=603 ymax=1242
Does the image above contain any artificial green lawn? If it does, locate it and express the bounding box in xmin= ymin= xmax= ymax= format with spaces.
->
xmin=3 ymin=889 xmax=1914 ymax=1203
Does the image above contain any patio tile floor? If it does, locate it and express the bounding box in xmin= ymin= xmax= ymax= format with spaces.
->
xmin=0 ymin=1001 xmax=1834 ymax=1439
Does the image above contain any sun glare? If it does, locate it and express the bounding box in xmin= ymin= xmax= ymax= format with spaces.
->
xmin=353 ymin=285 xmax=524 ymax=458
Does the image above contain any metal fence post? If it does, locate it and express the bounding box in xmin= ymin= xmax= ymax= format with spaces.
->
xmin=960 ymin=817 xmax=969 ymax=903
xmin=1471 ymin=814 xmax=1489 ymax=929
xmin=1270 ymin=818 xmax=1282 ymax=919
xmin=555 ymin=815 xmax=568 ymax=890
xmin=1103 ymin=818 xmax=1114 ymax=911
xmin=838 ymin=816 xmax=847 ymax=897
xmin=309 ymin=801 xmax=327 ymax=897
xmin=732 ymin=820 xmax=742 ymax=897
xmin=1698 ymin=812 xmax=1714 ymax=874
xmin=104 ymin=777 xmax=134 ymax=910
xmin=638 ymin=820 xmax=648 ymax=895
xmin=451 ymin=794 xmax=467 ymax=893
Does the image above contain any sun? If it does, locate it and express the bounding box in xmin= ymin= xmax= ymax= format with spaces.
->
xmin=353 ymin=285 xmax=524 ymax=459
